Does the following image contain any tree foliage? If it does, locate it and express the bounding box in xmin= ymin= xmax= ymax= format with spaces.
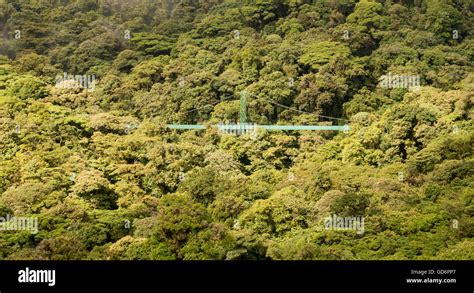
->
xmin=0 ymin=0 xmax=472 ymax=260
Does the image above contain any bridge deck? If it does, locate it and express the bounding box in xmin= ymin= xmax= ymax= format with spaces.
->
xmin=167 ymin=124 xmax=349 ymax=131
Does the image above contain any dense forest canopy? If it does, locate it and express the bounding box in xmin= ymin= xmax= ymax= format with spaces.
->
xmin=0 ymin=0 xmax=473 ymax=260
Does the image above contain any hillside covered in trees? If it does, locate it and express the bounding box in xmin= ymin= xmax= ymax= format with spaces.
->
xmin=0 ymin=0 xmax=473 ymax=260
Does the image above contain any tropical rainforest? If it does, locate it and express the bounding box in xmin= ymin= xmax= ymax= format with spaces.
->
xmin=0 ymin=0 xmax=473 ymax=260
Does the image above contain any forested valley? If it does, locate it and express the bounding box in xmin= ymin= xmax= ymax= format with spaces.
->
xmin=0 ymin=0 xmax=473 ymax=260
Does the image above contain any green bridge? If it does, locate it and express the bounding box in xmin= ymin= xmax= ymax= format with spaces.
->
xmin=167 ymin=124 xmax=349 ymax=132
xmin=167 ymin=91 xmax=350 ymax=133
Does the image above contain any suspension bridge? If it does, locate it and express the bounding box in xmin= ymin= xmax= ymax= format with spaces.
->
xmin=167 ymin=91 xmax=350 ymax=133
